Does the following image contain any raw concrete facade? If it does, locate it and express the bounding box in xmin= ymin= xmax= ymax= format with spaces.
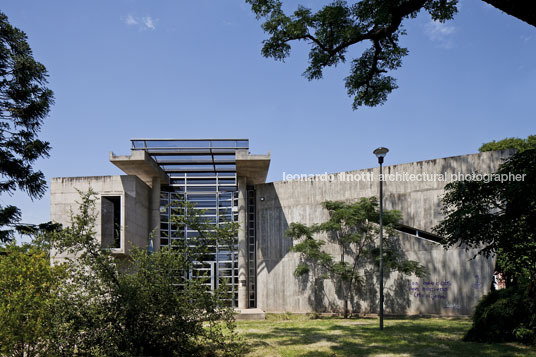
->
xmin=50 ymin=140 xmax=513 ymax=316
xmin=255 ymin=150 xmax=512 ymax=315
xmin=51 ymin=175 xmax=152 ymax=256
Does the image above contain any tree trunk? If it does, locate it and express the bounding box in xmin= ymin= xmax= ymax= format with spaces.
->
xmin=344 ymin=296 xmax=349 ymax=319
xmin=481 ymin=0 xmax=536 ymax=28
xmin=342 ymin=281 xmax=351 ymax=318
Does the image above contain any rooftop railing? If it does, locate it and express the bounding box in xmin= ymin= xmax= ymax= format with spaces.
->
xmin=131 ymin=139 xmax=249 ymax=151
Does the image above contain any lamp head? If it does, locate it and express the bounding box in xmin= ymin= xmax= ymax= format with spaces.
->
xmin=373 ymin=147 xmax=389 ymax=164
xmin=148 ymin=237 xmax=154 ymax=255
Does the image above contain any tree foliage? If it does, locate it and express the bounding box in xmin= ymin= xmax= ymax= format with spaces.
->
xmin=167 ymin=196 xmax=240 ymax=265
xmin=463 ymin=283 xmax=536 ymax=345
xmin=479 ymin=134 xmax=536 ymax=153
xmin=0 ymin=11 xmax=54 ymax=242
xmin=41 ymin=190 xmax=242 ymax=357
xmin=435 ymin=149 xmax=536 ymax=287
xmin=287 ymin=197 xmax=425 ymax=318
xmin=0 ymin=243 xmax=66 ymax=357
xmin=245 ymin=0 xmax=535 ymax=109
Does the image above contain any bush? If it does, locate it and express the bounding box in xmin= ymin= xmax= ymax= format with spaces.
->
xmin=0 ymin=243 xmax=65 ymax=356
xmin=464 ymin=284 xmax=535 ymax=345
xmin=513 ymin=327 xmax=535 ymax=345
xmin=49 ymin=246 xmax=241 ymax=356
xmin=46 ymin=190 xmax=243 ymax=356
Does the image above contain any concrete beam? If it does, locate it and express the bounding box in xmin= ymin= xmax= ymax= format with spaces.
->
xmin=150 ymin=177 xmax=161 ymax=251
xmin=236 ymin=149 xmax=271 ymax=185
xmin=110 ymin=150 xmax=169 ymax=187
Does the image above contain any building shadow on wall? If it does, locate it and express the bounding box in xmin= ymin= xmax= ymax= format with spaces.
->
xmin=384 ymin=275 xmax=412 ymax=314
xmin=256 ymin=183 xmax=290 ymax=276
xmin=256 ymin=177 xmax=495 ymax=315
xmin=357 ymin=234 xmax=414 ymax=315
xmin=294 ymin=232 xmax=416 ymax=316
xmin=296 ymin=269 xmax=344 ymax=314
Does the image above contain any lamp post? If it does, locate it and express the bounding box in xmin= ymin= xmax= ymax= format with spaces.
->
xmin=148 ymin=237 xmax=154 ymax=255
xmin=373 ymin=147 xmax=389 ymax=330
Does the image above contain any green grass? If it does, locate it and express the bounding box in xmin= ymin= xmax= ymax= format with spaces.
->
xmin=236 ymin=315 xmax=536 ymax=356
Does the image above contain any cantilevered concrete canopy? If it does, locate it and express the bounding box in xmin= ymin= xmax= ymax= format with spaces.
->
xmin=110 ymin=150 xmax=169 ymax=187
xmin=236 ymin=149 xmax=271 ymax=185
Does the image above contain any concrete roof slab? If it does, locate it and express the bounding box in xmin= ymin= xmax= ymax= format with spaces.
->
xmin=236 ymin=149 xmax=271 ymax=185
xmin=110 ymin=150 xmax=169 ymax=187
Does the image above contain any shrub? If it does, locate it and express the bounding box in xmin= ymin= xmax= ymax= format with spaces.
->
xmin=513 ymin=326 xmax=535 ymax=345
xmin=464 ymin=284 xmax=535 ymax=345
xmin=47 ymin=190 xmax=242 ymax=356
xmin=0 ymin=243 xmax=65 ymax=356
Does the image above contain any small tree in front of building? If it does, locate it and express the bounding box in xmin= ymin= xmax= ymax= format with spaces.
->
xmin=46 ymin=190 xmax=242 ymax=356
xmin=0 ymin=243 xmax=66 ymax=357
xmin=287 ymin=198 xmax=425 ymax=318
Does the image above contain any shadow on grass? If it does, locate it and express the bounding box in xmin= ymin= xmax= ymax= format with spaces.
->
xmin=240 ymin=318 xmax=534 ymax=356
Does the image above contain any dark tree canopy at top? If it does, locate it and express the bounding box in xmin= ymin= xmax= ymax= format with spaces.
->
xmin=246 ymin=0 xmax=536 ymax=109
xmin=0 ymin=11 xmax=54 ymax=242
xmin=434 ymin=149 xmax=536 ymax=285
xmin=479 ymin=135 xmax=536 ymax=153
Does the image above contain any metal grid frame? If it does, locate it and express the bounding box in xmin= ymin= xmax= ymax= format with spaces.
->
xmin=246 ymin=186 xmax=257 ymax=308
xmin=133 ymin=139 xmax=248 ymax=307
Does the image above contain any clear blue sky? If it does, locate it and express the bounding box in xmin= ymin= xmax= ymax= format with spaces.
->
xmin=1 ymin=0 xmax=535 ymax=227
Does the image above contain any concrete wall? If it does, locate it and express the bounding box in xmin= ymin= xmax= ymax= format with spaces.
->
xmin=255 ymin=150 xmax=513 ymax=315
xmin=50 ymin=175 xmax=152 ymax=256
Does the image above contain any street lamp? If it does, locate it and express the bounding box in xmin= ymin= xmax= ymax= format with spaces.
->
xmin=373 ymin=146 xmax=389 ymax=330
xmin=148 ymin=237 xmax=154 ymax=255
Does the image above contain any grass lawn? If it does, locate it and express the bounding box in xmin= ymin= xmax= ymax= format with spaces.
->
xmin=236 ymin=315 xmax=536 ymax=356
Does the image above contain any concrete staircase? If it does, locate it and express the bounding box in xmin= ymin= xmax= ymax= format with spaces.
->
xmin=234 ymin=308 xmax=266 ymax=320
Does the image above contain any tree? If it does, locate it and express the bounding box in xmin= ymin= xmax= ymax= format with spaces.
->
xmin=0 ymin=243 xmax=65 ymax=357
xmin=245 ymin=0 xmax=536 ymax=109
xmin=47 ymin=190 xmax=242 ymax=356
xmin=286 ymin=198 xmax=425 ymax=318
xmin=479 ymin=134 xmax=536 ymax=153
xmin=0 ymin=11 xmax=54 ymax=242
xmin=167 ymin=196 xmax=240 ymax=269
xmin=435 ymin=149 xmax=536 ymax=344
xmin=435 ymin=149 xmax=536 ymax=288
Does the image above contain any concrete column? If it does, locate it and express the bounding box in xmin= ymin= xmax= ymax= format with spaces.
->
xmin=237 ymin=176 xmax=248 ymax=309
xmin=150 ymin=177 xmax=161 ymax=251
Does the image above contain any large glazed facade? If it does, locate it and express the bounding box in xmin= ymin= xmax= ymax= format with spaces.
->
xmin=50 ymin=139 xmax=513 ymax=315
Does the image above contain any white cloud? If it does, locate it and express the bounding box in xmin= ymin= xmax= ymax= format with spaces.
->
xmin=142 ymin=16 xmax=156 ymax=30
xmin=122 ymin=14 xmax=157 ymax=31
xmin=424 ymin=20 xmax=456 ymax=49
xmin=124 ymin=14 xmax=138 ymax=26
xmin=521 ymin=35 xmax=533 ymax=43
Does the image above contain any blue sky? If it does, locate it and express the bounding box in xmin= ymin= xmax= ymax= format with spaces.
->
xmin=1 ymin=0 xmax=535 ymax=227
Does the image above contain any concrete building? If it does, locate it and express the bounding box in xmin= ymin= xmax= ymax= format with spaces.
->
xmin=50 ymin=139 xmax=512 ymax=316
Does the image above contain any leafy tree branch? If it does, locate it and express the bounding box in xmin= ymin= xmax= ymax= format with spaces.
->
xmin=246 ymin=0 xmax=535 ymax=109
xmin=435 ymin=149 xmax=536 ymax=288
xmin=0 ymin=11 xmax=54 ymax=242
xmin=287 ymin=197 xmax=425 ymax=318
